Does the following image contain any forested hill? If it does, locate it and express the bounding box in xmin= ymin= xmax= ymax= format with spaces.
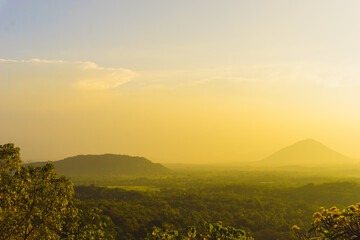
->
xmin=29 ymin=154 xmax=170 ymax=176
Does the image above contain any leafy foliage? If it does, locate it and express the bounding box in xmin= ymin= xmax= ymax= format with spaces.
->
xmin=294 ymin=203 xmax=360 ymax=239
xmin=0 ymin=143 xmax=115 ymax=240
xmin=146 ymin=222 xmax=254 ymax=240
xmin=4 ymin=143 xmax=360 ymax=240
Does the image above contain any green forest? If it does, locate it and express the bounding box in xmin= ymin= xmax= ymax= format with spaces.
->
xmin=3 ymin=1 xmax=360 ymax=239
xmin=2 ymin=143 xmax=360 ymax=240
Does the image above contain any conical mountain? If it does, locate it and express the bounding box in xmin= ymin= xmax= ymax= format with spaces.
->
xmin=29 ymin=154 xmax=170 ymax=176
xmin=261 ymin=139 xmax=353 ymax=166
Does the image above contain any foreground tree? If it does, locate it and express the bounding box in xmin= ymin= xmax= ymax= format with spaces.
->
xmin=146 ymin=222 xmax=254 ymax=240
xmin=294 ymin=203 xmax=360 ymax=240
xmin=0 ymin=143 xmax=115 ymax=240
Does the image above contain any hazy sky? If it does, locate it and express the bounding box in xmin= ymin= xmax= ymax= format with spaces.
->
xmin=1 ymin=0 xmax=360 ymax=163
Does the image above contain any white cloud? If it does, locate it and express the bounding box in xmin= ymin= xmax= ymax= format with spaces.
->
xmin=0 ymin=59 xmax=136 ymax=91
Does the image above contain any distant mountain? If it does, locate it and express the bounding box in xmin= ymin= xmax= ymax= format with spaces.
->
xmin=29 ymin=154 xmax=170 ymax=176
xmin=260 ymin=139 xmax=354 ymax=167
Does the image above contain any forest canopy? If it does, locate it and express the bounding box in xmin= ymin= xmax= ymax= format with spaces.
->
xmin=2 ymin=143 xmax=360 ymax=240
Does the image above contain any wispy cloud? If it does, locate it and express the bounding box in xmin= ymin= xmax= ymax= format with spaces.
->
xmin=0 ymin=59 xmax=136 ymax=91
xmin=133 ymin=64 xmax=360 ymax=92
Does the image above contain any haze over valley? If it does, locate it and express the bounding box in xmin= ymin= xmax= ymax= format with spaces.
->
xmin=2 ymin=1 xmax=360 ymax=239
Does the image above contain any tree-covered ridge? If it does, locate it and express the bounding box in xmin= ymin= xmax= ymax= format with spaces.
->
xmin=28 ymin=154 xmax=170 ymax=176
xmin=4 ymin=143 xmax=360 ymax=239
xmin=1 ymin=143 xmax=253 ymax=240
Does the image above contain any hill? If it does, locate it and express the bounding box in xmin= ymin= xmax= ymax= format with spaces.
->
xmin=259 ymin=139 xmax=354 ymax=167
xmin=29 ymin=154 xmax=170 ymax=176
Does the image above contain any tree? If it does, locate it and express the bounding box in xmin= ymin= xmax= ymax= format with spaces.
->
xmin=293 ymin=203 xmax=360 ymax=240
xmin=58 ymin=202 xmax=117 ymax=239
xmin=146 ymin=222 xmax=254 ymax=240
xmin=0 ymin=143 xmax=115 ymax=240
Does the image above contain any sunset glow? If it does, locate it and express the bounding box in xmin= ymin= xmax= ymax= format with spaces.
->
xmin=1 ymin=0 xmax=360 ymax=163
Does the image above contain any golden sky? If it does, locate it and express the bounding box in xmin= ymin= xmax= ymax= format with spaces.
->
xmin=1 ymin=1 xmax=360 ymax=163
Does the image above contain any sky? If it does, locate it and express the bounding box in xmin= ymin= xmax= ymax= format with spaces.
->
xmin=1 ymin=0 xmax=360 ymax=163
